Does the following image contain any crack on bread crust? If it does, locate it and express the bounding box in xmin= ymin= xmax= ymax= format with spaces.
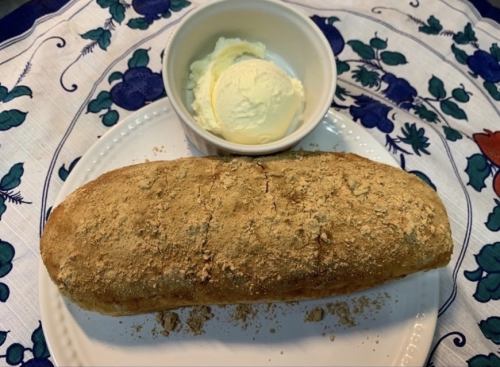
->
xmin=255 ymin=160 xmax=277 ymax=213
xmin=200 ymin=168 xmax=218 ymax=250
xmin=315 ymin=226 xmax=324 ymax=277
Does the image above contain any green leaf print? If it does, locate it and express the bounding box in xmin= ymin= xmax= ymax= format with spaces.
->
xmin=0 ymin=283 xmax=9 ymax=302
xmin=87 ymin=91 xmax=112 ymax=113
xmin=464 ymin=242 xmax=500 ymax=301
xmin=347 ymin=40 xmax=375 ymax=60
xmin=413 ymin=104 xmax=439 ymax=123
xmin=398 ymin=122 xmax=430 ymax=156
xmin=369 ymin=36 xmax=387 ymax=50
xmin=0 ymin=163 xmax=24 ymax=191
xmin=352 ymin=66 xmax=379 ymax=88
xmin=6 ymin=343 xmax=24 ymax=365
xmin=81 ymin=27 xmax=111 ymax=50
xmin=442 ymin=126 xmax=463 ymax=141
xmin=110 ymin=2 xmax=125 ymax=23
xmin=451 ymin=44 xmax=468 ymax=65
xmin=440 ymin=99 xmax=467 ymax=120
xmin=0 ymin=110 xmax=27 ymax=131
xmin=452 ymin=87 xmax=470 ymax=102
xmin=127 ymin=17 xmax=150 ymax=30
xmin=468 ymin=353 xmax=500 ymax=367
xmin=453 ymin=23 xmax=477 ymax=45
xmin=490 ymin=43 xmax=500 ymax=62
xmin=0 ymin=239 xmax=15 ymax=278
xmin=484 ymin=82 xmax=500 ymax=101
xmin=336 ymin=61 xmax=350 ymax=75
xmin=465 ymin=154 xmax=491 ymax=191
xmin=128 ymin=49 xmax=150 ymax=68
xmin=486 ymin=200 xmax=500 ymax=232
xmin=170 ymin=0 xmax=191 ymax=12
xmin=428 ymin=75 xmax=446 ymax=99
xmin=31 ymin=322 xmax=50 ymax=359
xmin=479 ymin=317 xmax=500 ymax=344
xmin=102 ymin=110 xmax=119 ymax=126
xmin=380 ymin=51 xmax=407 ymax=65
xmin=2 ymin=86 xmax=32 ymax=103
xmin=108 ymin=71 xmax=123 ymax=84
xmin=418 ymin=15 xmax=443 ymax=35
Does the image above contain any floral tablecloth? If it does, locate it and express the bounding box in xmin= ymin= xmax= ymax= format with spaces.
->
xmin=0 ymin=0 xmax=499 ymax=366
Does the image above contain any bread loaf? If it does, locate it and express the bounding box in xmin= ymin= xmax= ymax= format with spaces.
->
xmin=41 ymin=152 xmax=452 ymax=315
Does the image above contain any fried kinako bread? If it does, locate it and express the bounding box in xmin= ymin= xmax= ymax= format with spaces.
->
xmin=41 ymin=152 xmax=452 ymax=315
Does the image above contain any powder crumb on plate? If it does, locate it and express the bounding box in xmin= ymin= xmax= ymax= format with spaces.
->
xmin=131 ymin=323 xmax=143 ymax=334
xmin=266 ymin=303 xmax=276 ymax=312
xmin=264 ymin=303 xmax=282 ymax=323
xmin=187 ymin=306 xmax=214 ymax=335
xmin=156 ymin=311 xmax=181 ymax=336
xmin=151 ymin=326 xmax=159 ymax=337
xmin=304 ymin=306 xmax=325 ymax=322
xmin=326 ymin=301 xmax=356 ymax=327
xmin=232 ymin=304 xmax=257 ymax=329
xmin=152 ymin=145 xmax=166 ymax=155
xmin=351 ymin=296 xmax=370 ymax=315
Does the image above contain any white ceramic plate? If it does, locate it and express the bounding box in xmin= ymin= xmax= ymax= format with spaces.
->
xmin=39 ymin=97 xmax=437 ymax=367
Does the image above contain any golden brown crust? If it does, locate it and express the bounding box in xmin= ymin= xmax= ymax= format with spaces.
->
xmin=40 ymin=152 xmax=453 ymax=315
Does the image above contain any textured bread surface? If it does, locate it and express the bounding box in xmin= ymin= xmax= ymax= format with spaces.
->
xmin=40 ymin=152 xmax=452 ymax=315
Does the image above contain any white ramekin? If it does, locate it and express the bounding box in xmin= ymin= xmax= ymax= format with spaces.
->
xmin=163 ymin=0 xmax=336 ymax=155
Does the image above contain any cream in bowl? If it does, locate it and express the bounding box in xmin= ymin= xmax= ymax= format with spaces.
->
xmin=163 ymin=0 xmax=336 ymax=155
xmin=187 ymin=37 xmax=305 ymax=145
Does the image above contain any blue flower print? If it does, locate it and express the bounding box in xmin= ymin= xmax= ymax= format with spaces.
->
xmin=467 ymin=50 xmax=500 ymax=83
xmin=132 ymin=0 xmax=171 ymax=22
xmin=310 ymin=15 xmax=345 ymax=56
xmin=127 ymin=0 xmax=190 ymax=30
xmin=349 ymin=94 xmax=394 ymax=133
xmin=110 ymin=67 xmax=164 ymax=111
xmin=88 ymin=49 xmax=167 ymax=126
xmin=381 ymin=73 xmax=417 ymax=109
xmin=21 ymin=358 xmax=54 ymax=367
